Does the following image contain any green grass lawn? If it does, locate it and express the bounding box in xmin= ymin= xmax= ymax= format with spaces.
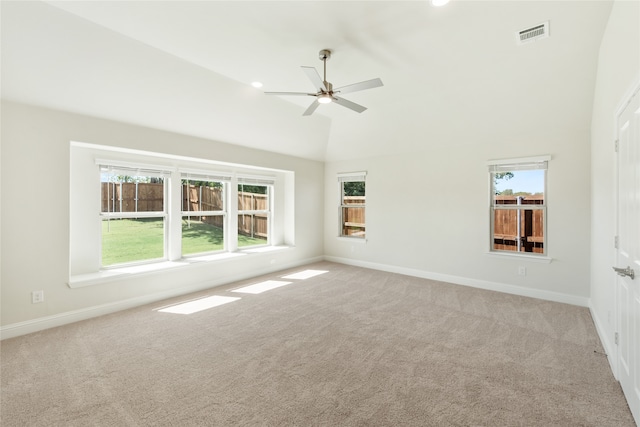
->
xmin=181 ymin=219 xmax=224 ymax=256
xmin=102 ymin=218 xmax=266 ymax=266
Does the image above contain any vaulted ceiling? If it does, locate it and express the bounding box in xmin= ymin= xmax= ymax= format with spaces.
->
xmin=1 ymin=1 xmax=612 ymax=162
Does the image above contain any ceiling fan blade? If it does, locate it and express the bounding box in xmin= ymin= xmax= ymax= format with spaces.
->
xmin=302 ymin=99 xmax=320 ymax=116
xmin=335 ymin=78 xmax=383 ymax=95
xmin=264 ymin=91 xmax=315 ymax=96
xmin=301 ymin=66 xmax=327 ymax=92
xmin=333 ymin=96 xmax=367 ymax=113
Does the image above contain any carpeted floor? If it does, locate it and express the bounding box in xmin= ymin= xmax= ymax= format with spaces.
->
xmin=1 ymin=262 xmax=635 ymax=426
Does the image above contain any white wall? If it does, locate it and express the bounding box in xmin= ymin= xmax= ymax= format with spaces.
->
xmin=590 ymin=0 xmax=640 ymax=365
xmin=0 ymin=101 xmax=324 ymax=334
xmin=325 ymin=128 xmax=592 ymax=305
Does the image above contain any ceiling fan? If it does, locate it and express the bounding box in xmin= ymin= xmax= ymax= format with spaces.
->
xmin=265 ymin=49 xmax=383 ymax=116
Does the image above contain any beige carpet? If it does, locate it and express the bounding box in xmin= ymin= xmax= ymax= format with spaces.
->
xmin=1 ymin=262 xmax=634 ymax=426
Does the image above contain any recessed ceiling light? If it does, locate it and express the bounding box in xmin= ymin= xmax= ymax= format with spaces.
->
xmin=251 ymin=81 xmax=263 ymax=88
xmin=431 ymin=0 xmax=450 ymax=6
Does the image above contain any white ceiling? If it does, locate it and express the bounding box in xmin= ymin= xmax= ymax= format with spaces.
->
xmin=1 ymin=1 xmax=613 ymax=162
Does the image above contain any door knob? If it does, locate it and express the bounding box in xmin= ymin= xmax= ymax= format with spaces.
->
xmin=613 ymin=266 xmax=635 ymax=280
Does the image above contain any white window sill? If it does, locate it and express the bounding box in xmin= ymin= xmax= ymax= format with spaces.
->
xmin=336 ymin=236 xmax=367 ymax=243
xmin=68 ymin=246 xmax=291 ymax=288
xmin=485 ymin=251 xmax=553 ymax=264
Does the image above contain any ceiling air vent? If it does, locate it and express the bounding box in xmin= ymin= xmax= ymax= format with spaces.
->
xmin=517 ymin=21 xmax=549 ymax=45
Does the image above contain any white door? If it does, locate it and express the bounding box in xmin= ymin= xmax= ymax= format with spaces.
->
xmin=616 ymin=86 xmax=640 ymax=425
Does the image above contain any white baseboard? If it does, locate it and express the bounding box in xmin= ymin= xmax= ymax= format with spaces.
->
xmin=324 ymin=256 xmax=590 ymax=307
xmin=2 ymin=255 xmax=589 ymax=340
xmin=0 ymin=256 xmax=324 ymax=340
xmin=589 ymin=303 xmax=618 ymax=379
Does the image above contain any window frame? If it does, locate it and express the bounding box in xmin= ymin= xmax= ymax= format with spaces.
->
xmin=338 ymin=171 xmax=367 ymax=239
xmin=99 ymin=163 xmax=171 ymax=267
xmin=180 ymin=171 xmax=230 ymax=257
xmin=237 ymin=177 xmax=273 ymax=248
xmin=488 ymin=156 xmax=550 ymax=258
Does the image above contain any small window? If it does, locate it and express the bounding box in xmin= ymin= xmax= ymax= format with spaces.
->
xmin=339 ymin=172 xmax=366 ymax=238
xmin=181 ymin=173 xmax=228 ymax=256
xmin=488 ymin=157 xmax=549 ymax=256
xmin=237 ymin=181 xmax=271 ymax=248
xmin=100 ymin=166 xmax=168 ymax=267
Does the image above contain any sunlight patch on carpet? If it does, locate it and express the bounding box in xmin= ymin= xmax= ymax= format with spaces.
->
xmin=281 ymin=270 xmax=329 ymax=280
xmin=157 ymin=295 xmax=240 ymax=314
xmin=232 ymin=280 xmax=292 ymax=294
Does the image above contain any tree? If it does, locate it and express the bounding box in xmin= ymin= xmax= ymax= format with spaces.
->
xmin=182 ymin=179 xmax=222 ymax=189
xmin=238 ymin=184 xmax=267 ymax=194
xmin=108 ymin=175 xmax=163 ymax=184
xmin=343 ymin=181 xmax=365 ymax=197
xmin=493 ymin=172 xmax=513 ymax=195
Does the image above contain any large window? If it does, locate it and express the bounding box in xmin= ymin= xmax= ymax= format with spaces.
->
xmin=70 ymin=142 xmax=294 ymax=282
xmin=489 ymin=157 xmax=549 ymax=256
xmin=339 ymin=172 xmax=366 ymax=238
xmin=100 ymin=166 xmax=169 ymax=267
xmin=97 ymin=161 xmax=276 ymax=267
xmin=181 ymin=173 xmax=228 ymax=256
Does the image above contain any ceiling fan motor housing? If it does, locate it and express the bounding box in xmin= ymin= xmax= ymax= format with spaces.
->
xmin=324 ymin=81 xmax=333 ymax=93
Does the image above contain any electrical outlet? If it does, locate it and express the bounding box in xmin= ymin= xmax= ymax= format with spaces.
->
xmin=518 ymin=266 xmax=527 ymax=276
xmin=31 ymin=290 xmax=44 ymax=304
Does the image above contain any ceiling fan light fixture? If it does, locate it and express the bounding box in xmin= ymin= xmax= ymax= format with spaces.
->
xmin=317 ymin=94 xmax=332 ymax=104
xmin=431 ymin=0 xmax=450 ymax=6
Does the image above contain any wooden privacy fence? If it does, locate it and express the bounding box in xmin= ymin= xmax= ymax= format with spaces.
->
xmin=183 ymin=185 xmax=223 ymax=212
xmin=101 ymin=182 xmax=164 ymax=212
xmin=342 ymin=196 xmax=365 ymax=236
xmin=183 ymin=187 xmax=267 ymax=239
xmin=237 ymin=192 xmax=268 ymax=239
xmin=102 ymin=182 xmax=267 ymax=240
xmin=493 ymin=195 xmax=544 ymax=253
xmin=183 ymin=185 xmax=224 ymax=228
xmin=184 ymin=188 xmax=267 ymax=237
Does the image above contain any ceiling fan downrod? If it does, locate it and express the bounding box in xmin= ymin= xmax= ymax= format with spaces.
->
xmin=319 ymin=49 xmax=332 ymax=92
